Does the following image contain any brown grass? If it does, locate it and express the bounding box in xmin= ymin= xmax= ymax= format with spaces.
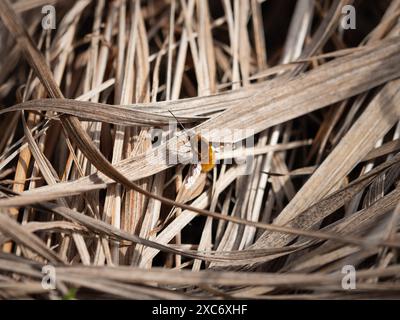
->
xmin=0 ymin=0 xmax=400 ymax=299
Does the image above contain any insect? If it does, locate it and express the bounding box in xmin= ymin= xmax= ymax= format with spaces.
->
xmin=191 ymin=133 xmax=216 ymax=173
xmin=168 ymin=110 xmax=215 ymax=173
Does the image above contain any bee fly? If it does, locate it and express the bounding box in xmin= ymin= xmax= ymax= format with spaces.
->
xmin=168 ymin=110 xmax=215 ymax=172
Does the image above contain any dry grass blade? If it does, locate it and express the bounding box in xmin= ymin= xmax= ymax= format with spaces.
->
xmin=1 ymin=0 xmax=400 ymax=300
xmin=0 ymin=99 xmax=207 ymax=126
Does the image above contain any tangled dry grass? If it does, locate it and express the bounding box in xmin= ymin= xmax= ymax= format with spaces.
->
xmin=0 ymin=0 xmax=400 ymax=299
